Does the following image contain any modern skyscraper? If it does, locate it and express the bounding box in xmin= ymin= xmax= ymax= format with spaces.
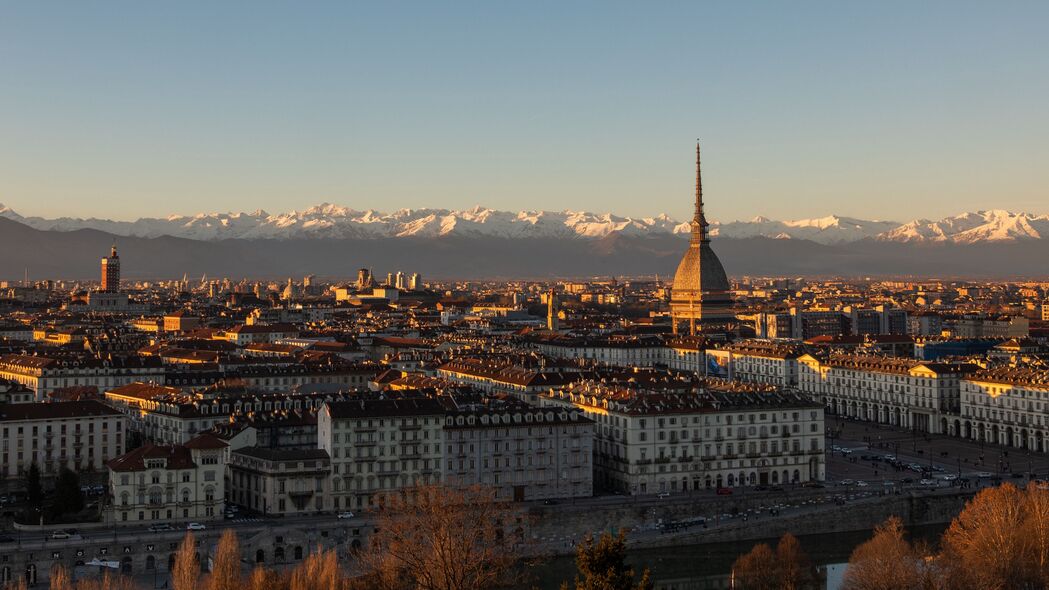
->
xmin=100 ymin=245 xmax=120 ymax=292
xmin=395 ymin=271 xmax=406 ymax=290
xmin=669 ymin=142 xmax=734 ymax=335
xmin=409 ymin=272 xmax=421 ymax=290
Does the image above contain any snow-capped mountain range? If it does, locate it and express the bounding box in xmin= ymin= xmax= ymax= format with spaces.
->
xmin=1 ymin=203 xmax=1046 ymax=245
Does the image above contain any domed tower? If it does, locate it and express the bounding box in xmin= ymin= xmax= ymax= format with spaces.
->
xmin=670 ymin=142 xmax=734 ymax=335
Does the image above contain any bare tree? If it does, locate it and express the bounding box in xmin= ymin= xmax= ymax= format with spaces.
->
xmin=774 ymin=533 xmax=819 ymax=590
xmin=843 ymin=517 xmax=934 ymax=590
xmin=288 ymin=548 xmax=345 ymax=590
xmin=731 ymin=543 xmax=778 ymax=590
xmin=359 ymin=484 xmax=519 ymax=590
xmin=208 ymin=529 xmax=241 ymax=590
xmin=1023 ymin=484 xmax=1049 ymax=586
xmin=172 ymin=532 xmax=200 ymax=590
xmin=49 ymin=566 xmax=73 ymax=590
xmin=941 ymin=483 xmax=1031 ymax=589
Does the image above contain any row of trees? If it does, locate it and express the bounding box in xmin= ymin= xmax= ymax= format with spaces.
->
xmin=6 ymin=484 xmax=654 ymax=590
xmin=732 ymin=482 xmax=1049 ymax=590
xmin=845 ymin=482 xmax=1049 ymax=590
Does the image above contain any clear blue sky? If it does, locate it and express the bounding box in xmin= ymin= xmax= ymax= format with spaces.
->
xmin=1 ymin=1 xmax=1047 ymax=222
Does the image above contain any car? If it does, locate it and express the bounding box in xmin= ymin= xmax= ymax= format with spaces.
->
xmin=0 ymin=534 xmax=15 ymax=543
xmin=657 ymin=492 xmax=671 ymax=499
xmin=336 ymin=511 xmax=355 ymax=519
xmin=50 ymin=531 xmax=71 ymax=540
xmin=902 ymin=478 xmax=914 ymax=484
xmin=855 ymin=481 xmax=869 ymax=487
xmin=801 ymin=481 xmax=824 ymax=488
xmin=769 ymin=485 xmax=785 ymax=492
xmin=716 ymin=487 xmax=733 ymax=496
xmin=919 ymin=479 xmax=937 ymax=486
xmin=939 ymin=474 xmax=958 ymax=481
xmin=838 ymin=479 xmax=855 ymax=486
xmin=148 ymin=523 xmax=174 ymax=532
xmin=224 ymin=511 xmax=237 ymax=520
xmin=753 ymin=485 xmax=769 ymax=492
xmin=186 ymin=522 xmax=206 ymax=531
xmin=975 ymin=472 xmax=993 ymax=478
xmin=883 ymin=481 xmax=896 ymax=487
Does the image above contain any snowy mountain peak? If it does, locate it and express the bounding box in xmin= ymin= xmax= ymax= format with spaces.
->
xmin=0 ymin=203 xmax=1046 ymax=244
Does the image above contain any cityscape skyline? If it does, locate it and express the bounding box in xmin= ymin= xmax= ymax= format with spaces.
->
xmin=2 ymin=4 xmax=1049 ymax=588
xmin=2 ymin=2 xmax=1048 ymax=222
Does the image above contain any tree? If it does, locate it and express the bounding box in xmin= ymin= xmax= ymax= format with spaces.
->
xmin=940 ymin=483 xmax=1032 ymax=589
xmin=843 ymin=517 xmax=931 ymax=590
xmin=208 ymin=529 xmax=241 ymax=590
xmin=774 ymin=533 xmax=818 ymax=590
xmin=172 ymin=533 xmax=200 ymax=590
xmin=359 ymin=484 xmax=520 ymax=590
xmin=288 ymin=549 xmax=345 ymax=590
xmin=731 ymin=542 xmax=778 ymax=590
xmin=562 ymin=530 xmax=653 ymax=590
xmin=732 ymin=533 xmax=818 ymax=590
xmin=25 ymin=462 xmax=43 ymax=508
xmin=52 ymin=467 xmax=84 ymax=517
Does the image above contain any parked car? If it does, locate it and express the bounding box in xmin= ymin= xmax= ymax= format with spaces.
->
xmin=657 ymin=492 xmax=670 ymax=499
xmin=336 ymin=512 xmax=355 ymax=519
xmin=186 ymin=522 xmax=206 ymax=531
xmin=49 ymin=531 xmax=71 ymax=540
xmin=148 ymin=523 xmax=174 ymax=532
xmin=919 ymin=479 xmax=937 ymax=486
xmin=715 ymin=487 xmax=733 ymax=496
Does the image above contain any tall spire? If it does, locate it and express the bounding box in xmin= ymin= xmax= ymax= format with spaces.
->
xmin=691 ymin=140 xmax=708 ymax=243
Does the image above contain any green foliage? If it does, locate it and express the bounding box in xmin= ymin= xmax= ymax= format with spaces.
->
xmin=562 ymin=531 xmax=654 ymax=590
xmin=52 ymin=466 xmax=85 ymax=516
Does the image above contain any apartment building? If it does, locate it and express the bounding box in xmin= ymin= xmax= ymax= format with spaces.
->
xmin=318 ymin=398 xmax=444 ymax=511
xmin=106 ymin=433 xmax=227 ymax=524
xmin=959 ymin=368 xmax=1049 ymax=451
xmin=0 ymin=400 xmax=125 ymax=480
xmin=540 ymin=380 xmax=825 ymax=495
xmin=228 ymin=447 xmax=331 ymax=516
xmin=442 ymin=406 xmax=593 ymax=501
xmin=0 ymin=354 xmax=165 ymax=401
xmin=797 ymin=353 xmax=978 ymax=434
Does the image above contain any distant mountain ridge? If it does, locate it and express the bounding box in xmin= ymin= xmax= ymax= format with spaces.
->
xmin=1 ymin=216 xmax=1047 ymax=279
xmin=1 ymin=203 xmax=1047 ymax=245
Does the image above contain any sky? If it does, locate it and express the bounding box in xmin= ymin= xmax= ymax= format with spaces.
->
xmin=1 ymin=1 xmax=1047 ymax=223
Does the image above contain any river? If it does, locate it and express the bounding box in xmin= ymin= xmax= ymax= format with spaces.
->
xmin=521 ymin=523 xmax=948 ymax=589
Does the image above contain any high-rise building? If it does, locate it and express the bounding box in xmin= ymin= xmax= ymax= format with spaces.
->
xmin=100 ymin=245 xmax=120 ymax=292
xmin=386 ymin=272 xmax=394 ymax=287
xmin=409 ymin=272 xmax=421 ymax=291
xmin=395 ymin=271 xmax=406 ymax=290
xmin=670 ymin=143 xmax=734 ymax=335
